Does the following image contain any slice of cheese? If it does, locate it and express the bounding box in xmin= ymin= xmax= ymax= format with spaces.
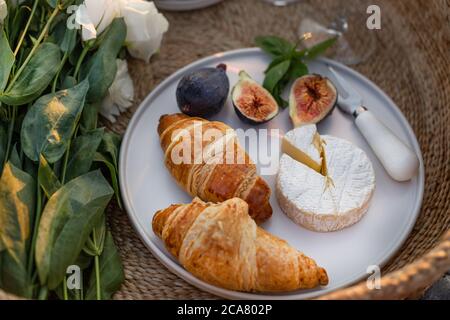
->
xmin=276 ymin=127 xmax=375 ymax=232
xmin=282 ymin=125 xmax=327 ymax=175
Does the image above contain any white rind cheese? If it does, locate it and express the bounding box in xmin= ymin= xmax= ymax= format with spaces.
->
xmin=276 ymin=128 xmax=375 ymax=232
xmin=282 ymin=125 xmax=323 ymax=173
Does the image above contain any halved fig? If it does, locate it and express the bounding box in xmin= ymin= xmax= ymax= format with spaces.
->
xmin=289 ymin=74 xmax=337 ymax=127
xmin=232 ymin=71 xmax=279 ymax=125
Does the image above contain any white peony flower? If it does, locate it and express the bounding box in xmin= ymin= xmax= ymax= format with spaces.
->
xmin=0 ymin=0 xmax=7 ymax=24
xmin=100 ymin=59 xmax=134 ymax=123
xmin=119 ymin=0 xmax=169 ymax=62
xmin=75 ymin=0 xmax=121 ymax=41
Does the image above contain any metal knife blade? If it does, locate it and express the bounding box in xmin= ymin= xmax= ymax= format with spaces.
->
xmin=328 ymin=66 xmax=363 ymax=115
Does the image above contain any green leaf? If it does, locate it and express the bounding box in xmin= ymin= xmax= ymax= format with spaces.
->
xmin=0 ymin=30 xmax=14 ymax=92
xmin=0 ymin=162 xmax=35 ymax=251
xmin=53 ymin=19 xmax=78 ymax=54
xmin=98 ymin=131 xmax=121 ymax=168
xmin=255 ymin=35 xmax=293 ymax=57
xmin=38 ymin=155 xmax=61 ymax=198
xmin=8 ymin=143 xmax=21 ymax=170
xmin=0 ymin=43 xmax=61 ymax=106
xmin=20 ymin=80 xmax=90 ymax=163
xmin=83 ymin=216 xmax=106 ymax=257
xmin=287 ymin=58 xmax=309 ymax=80
xmin=47 ymin=0 xmax=58 ymax=8
xmin=0 ymin=124 xmax=6 ymax=173
xmin=271 ymin=84 xmax=288 ymax=109
xmin=94 ymin=152 xmax=121 ymax=208
xmin=22 ymin=155 xmax=37 ymax=180
xmin=7 ymin=5 xmax=29 ymax=48
xmin=54 ymin=250 xmax=93 ymax=300
xmin=80 ymin=18 xmax=127 ymax=103
xmin=65 ymin=128 xmax=104 ymax=182
xmin=80 ymin=103 xmax=99 ymax=133
xmin=258 ymin=35 xmax=337 ymax=111
xmin=0 ymin=162 xmax=35 ymax=298
xmin=263 ymin=59 xmax=291 ymax=93
xmin=47 ymin=0 xmax=76 ymax=8
xmin=29 ymin=36 xmax=38 ymax=46
xmin=85 ymin=232 xmax=124 ymax=300
xmin=61 ymin=29 xmax=77 ymax=54
xmin=298 ymin=36 xmax=338 ymax=60
xmin=35 ymin=170 xmax=114 ymax=289
xmin=95 ymin=131 xmax=121 ymax=207
xmin=61 ymin=75 xmax=77 ymax=90
xmin=75 ymin=251 xmax=94 ymax=271
xmin=264 ymin=55 xmax=289 ymax=74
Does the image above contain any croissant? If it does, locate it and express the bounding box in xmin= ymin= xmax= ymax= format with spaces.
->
xmin=153 ymin=197 xmax=328 ymax=292
xmin=158 ymin=113 xmax=272 ymax=224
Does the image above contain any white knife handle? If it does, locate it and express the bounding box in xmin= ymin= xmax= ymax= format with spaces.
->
xmin=354 ymin=108 xmax=419 ymax=182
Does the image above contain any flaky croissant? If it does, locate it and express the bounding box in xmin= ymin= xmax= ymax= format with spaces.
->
xmin=158 ymin=113 xmax=272 ymax=224
xmin=153 ymin=197 xmax=328 ymax=292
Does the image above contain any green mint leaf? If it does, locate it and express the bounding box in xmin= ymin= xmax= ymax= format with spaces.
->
xmin=263 ymin=59 xmax=291 ymax=93
xmin=288 ymin=58 xmax=309 ymax=81
xmin=264 ymin=55 xmax=290 ymax=74
xmin=255 ymin=35 xmax=294 ymax=57
xmin=298 ymin=36 xmax=338 ymax=60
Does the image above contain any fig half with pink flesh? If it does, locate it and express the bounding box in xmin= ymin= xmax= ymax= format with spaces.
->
xmin=289 ymin=74 xmax=337 ymax=127
xmin=232 ymin=71 xmax=279 ymax=125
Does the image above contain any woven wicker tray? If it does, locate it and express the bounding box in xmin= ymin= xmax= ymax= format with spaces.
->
xmin=1 ymin=0 xmax=449 ymax=300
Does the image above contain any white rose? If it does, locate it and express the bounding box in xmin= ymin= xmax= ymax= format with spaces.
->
xmin=0 ymin=0 xmax=7 ymax=24
xmin=119 ymin=0 xmax=169 ymax=62
xmin=75 ymin=0 xmax=121 ymax=41
xmin=100 ymin=59 xmax=134 ymax=123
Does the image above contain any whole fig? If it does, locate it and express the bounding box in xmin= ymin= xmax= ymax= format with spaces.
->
xmin=176 ymin=64 xmax=230 ymax=118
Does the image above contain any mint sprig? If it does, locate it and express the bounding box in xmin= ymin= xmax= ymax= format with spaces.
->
xmin=255 ymin=35 xmax=337 ymax=108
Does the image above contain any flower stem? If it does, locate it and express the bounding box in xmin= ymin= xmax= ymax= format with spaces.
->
xmin=94 ymin=254 xmax=101 ymax=300
xmin=80 ymin=271 xmax=84 ymax=300
xmin=13 ymin=0 xmax=39 ymax=56
xmin=93 ymin=227 xmax=101 ymax=300
xmin=7 ymin=5 xmax=60 ymax=91
xmin=63 ymin=276 xmax=68 ymax=300
xmin=38 ymin=286 xmax=48 ymax=300
xmin=73 ymin=43 xmax=92 ymax=80
xmin=52 ymin=52 xmax=69 ymax=93
xmin=60 ymin=122 xmax=80 ymax=184
xmin=60 ymin=138 xmax=71 ymax=184
xmin=27 ymin=175 xmax=42 ymax=276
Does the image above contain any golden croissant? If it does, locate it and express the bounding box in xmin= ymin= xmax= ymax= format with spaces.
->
xmin=153 ymin=197 xmax=328 ymax=292
xmin=158 ymin=113 xmax=272 ymax=224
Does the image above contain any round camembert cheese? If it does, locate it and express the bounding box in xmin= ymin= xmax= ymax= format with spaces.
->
xmin=276 ymin=125 xmax=375 ymax=232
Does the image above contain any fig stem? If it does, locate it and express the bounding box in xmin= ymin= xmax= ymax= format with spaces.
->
xmin=216 ymin=63 xmax=227 ymax=71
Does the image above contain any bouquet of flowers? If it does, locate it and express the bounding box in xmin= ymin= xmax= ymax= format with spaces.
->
xmin=0 ymin=0 xmax=168 ymax=300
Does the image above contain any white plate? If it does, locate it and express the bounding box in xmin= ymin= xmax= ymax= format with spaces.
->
xmin=154 ymin=0 xmax=223 ymax=11
xmin=119 ymin=48 xmax=424 ymax=299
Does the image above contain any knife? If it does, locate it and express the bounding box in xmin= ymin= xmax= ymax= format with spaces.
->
xmin=327 ymin=66 xmax=419 ymax=182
